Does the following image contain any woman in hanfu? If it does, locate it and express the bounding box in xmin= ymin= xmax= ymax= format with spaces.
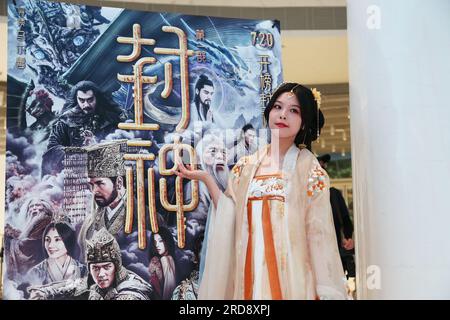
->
xmin=148 ymin=226 xmax=178 ymax=300
xmin=28 ymin=220 xmax=87 ymax=286
xmin=176 ymin=83 xmax=348 ymax=300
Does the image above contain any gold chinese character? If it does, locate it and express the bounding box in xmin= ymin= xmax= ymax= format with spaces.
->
xmin=161 ymin=62 xmax=173 ymax=99
xmin=116 ymin=25 xmax=198 ymax=250
xmin=260 ymin=73 xmax=273 ymax=92
xmin=260 ymin=93 xmax=272 ymax=107
xmin=154 ymin=26 xmax=195 ymax=132
xmin=117 ymin=57 xmax=159 ymax=131
xmin=116 ymin=24 xmax=159 ymax=131
xmin=158 ymin=136 xmax=199 ymax=248
xmin=123 ymin=151 xmax=156 ymax=249
xmin=116 ymin=24 xmax=158 ymax=131
xmin=117 ymin=24 xmax=155 ymax=63
xmin=259 ymin=55 xmax=271 ymax=74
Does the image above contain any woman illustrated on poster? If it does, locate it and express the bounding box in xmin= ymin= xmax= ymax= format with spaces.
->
xmin=28 ymin=219 xmax=87 ymax=286
xmin=148 ymin=226 xmax=177 ymax=300
xmin=176 ymin=83 xmax=349 ymax=300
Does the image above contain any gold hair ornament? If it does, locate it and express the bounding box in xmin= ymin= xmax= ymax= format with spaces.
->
xmin=311 ymin=87 xmax=322 ymax=140
xmin=287 ymin=83 xmax=301 ymax=98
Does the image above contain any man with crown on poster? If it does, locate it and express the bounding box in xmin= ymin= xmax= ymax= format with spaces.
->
xmin=77 ymin=140 xmax=128 ymax=259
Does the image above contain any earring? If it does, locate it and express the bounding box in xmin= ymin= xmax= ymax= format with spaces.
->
xmin=298 ymin=128 xmax=307 ymax=149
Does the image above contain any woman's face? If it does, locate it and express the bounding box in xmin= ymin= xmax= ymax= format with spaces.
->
xmin=268 ymin=92 xmax=302 ymax=142
xmin=154 ymin=233 xmax=168 ymax=256
xmin=44 ymin=228 xmax=68 ymax=260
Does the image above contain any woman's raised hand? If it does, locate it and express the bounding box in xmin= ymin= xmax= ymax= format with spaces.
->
xmin=175 ymin=159 xmax=222 ymax=209
xmin=174 ymin=159 xmax=209 ymax=182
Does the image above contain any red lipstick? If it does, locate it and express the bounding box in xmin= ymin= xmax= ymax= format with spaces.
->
xmin=275 ymin=122 xmax=289 ymax=128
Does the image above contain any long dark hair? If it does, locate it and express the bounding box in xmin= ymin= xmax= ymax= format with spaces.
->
xmin=149 ymin=226 xmax=176 ymax=258
xmin=42 ymin=222 xmax=77 ymax=258
xmin=264 ymin=83 xmax=325 ymax=151
xmin=61 ymin=80 xmax=124 ymax=123
xmin=194 ymin=74 xmax=214 ymax=106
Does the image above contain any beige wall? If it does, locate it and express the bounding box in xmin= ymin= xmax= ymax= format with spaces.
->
xmin=0 ymin=17 xmax=6 ymax=82
xmin=104 ymin=0 xmax=346 ymax=7
xmin=282 ymin=30 xmax=348 ymax=85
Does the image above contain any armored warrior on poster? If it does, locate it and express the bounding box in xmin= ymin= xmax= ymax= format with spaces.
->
xmin=42 ymin=81 xmax=126 ymax=176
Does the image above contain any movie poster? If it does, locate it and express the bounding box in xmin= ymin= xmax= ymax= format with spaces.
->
xmin=3 ymin=0 xmax=282 ymax=300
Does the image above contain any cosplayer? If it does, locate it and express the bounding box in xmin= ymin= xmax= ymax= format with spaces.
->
xmin=176 ymin=83 xmax=348 ymax=300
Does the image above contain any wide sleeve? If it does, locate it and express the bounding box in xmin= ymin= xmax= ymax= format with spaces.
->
xmin=198 ymin=156 xmax=248 ymax=299
xmin=197 ymin=193 xmax=236 ymax=299
xmin=305 ymin=165 xmax=349 ymax=300
xmin=27 ymin=277 xmax=89 ymax=300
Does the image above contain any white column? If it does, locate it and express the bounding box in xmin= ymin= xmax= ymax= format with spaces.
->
xmin=347 ymin=0 xmax=450 ymax=299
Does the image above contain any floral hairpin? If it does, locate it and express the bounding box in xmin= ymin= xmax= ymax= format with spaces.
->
xmin=311 ymin=88 xmax=322 ymax=106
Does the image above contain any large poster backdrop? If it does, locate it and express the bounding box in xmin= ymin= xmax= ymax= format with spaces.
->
xmin=3 ymin=0 xmax=282 ymax=300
